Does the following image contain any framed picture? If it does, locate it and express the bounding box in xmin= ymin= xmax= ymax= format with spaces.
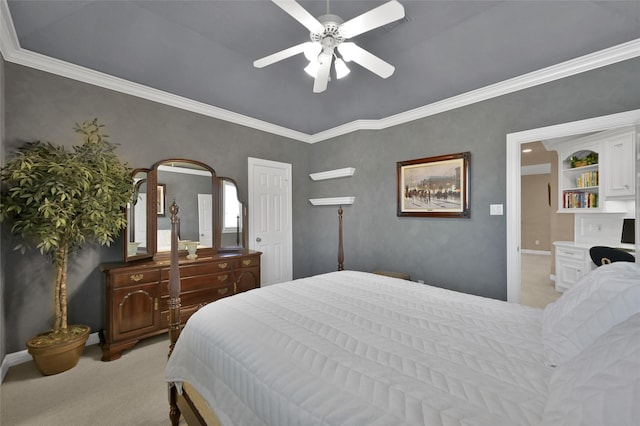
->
xmin=157 ymin=184 xmax=166 ymax=216
xmin=397 ymin=152 xmax=470 ymax=218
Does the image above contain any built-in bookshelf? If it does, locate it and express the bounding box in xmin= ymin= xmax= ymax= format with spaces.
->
xmin=561 ymin=162 xmax=599 ymax=209
xmin=560 ymin=147 xmax=600 ymax=211
xmin=544 ymin=126 xmax=636 ymax=214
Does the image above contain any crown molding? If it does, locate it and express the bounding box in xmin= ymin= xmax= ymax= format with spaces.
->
xmin=0 ymin=1 xmax=312 ymax=143
xmin=308 ymin=38 xmax=640 ymax=143
xmin=1 ymin=1 xmax=639 ymax=144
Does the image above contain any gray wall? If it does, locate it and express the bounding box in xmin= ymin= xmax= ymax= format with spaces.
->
xmin=2 ymin=63 xmax=311 ymax=353
xmin=3 ymin=57 xmax=640 ymax=354
xmin=307 ymin=58 xmax=640 ymax=298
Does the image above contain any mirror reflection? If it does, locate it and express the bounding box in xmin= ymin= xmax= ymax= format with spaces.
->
xmin=156 ymin=161 xmax=214 ymax=253
xmin=126 ymin=170 xmax=149 ymax=258
xmin=220 ymin=178 xmax=244 ymax=249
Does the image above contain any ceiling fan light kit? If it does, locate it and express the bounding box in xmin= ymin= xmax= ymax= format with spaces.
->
xmin=254 ymin=0 xmax=405 ymax=93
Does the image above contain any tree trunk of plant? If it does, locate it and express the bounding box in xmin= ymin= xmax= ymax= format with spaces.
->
xmin=54 ymin=245 xmax=68 ymax=331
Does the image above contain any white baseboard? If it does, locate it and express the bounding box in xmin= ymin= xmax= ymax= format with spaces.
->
xmin=1 ymin=332 xmax=100 ymax=383
xmin=521 ymin=249 xmax=551 ymax=255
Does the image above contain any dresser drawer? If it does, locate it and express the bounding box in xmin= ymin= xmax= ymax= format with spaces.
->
xmin=111 ymin=270 xmax=161 ymax=288
xmin=555 ymin=246 xmax=587 ymax=261
xmin=162 ymin=284 xmax=234 ymax=310
xmin=161 ymin=271 xmax=235 ymax=296
xmin=161 ymin=304 xmax=201 ymax=329
xmin=161 ymin=259 xmax=239 ymax=280
xmin=239 ymin=256 xmax=260 ymax=268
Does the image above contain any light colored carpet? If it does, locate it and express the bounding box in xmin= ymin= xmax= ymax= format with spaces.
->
xmin=1 ymin=334 xmax=176 ymax=426
xmin=1 ymin=260 xmax=559 ymax=425
xmin=521 ymin=252 xmax=561 ymax=309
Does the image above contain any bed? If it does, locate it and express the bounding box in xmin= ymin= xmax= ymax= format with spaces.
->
xmin=165 ymin=209 xmax=640 ymax=425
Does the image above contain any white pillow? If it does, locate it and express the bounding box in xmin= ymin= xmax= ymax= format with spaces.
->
xmin=542 ymin=312 xmax=640 ymax=426
xmin=542 ymin=261 xmax=640 ymax=365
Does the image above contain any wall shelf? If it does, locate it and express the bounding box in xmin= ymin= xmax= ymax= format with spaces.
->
xmin=309 ymin=197 xmax=355 ymax=206
xmin=309 ymin=168 xmax=355 ymax=181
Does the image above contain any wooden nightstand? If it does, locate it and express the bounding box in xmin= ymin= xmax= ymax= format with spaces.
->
xmin=373 ymin=270 xmax=411 ymax=280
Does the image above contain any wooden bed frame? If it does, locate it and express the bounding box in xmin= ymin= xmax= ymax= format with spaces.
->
xmin=167 ymin=203 xmax=346 ymax=425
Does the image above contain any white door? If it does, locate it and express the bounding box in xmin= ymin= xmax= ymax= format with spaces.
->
xmin=134 ymin=193 xmax=147 ymax=247
xmin=198 ymin=193 xmax=213 ymax=247
xmin=248 ymin=157 xmax=292 ymax=286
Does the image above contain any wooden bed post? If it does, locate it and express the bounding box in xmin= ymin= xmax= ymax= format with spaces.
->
xmin=338 ymin=206 xmax=344 ymax=271
xmin=167 ymin=201 xmax=182 ymax=426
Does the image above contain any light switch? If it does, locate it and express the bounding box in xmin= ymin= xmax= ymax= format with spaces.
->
xmin=490 ymin=204 xmax=503 ymax=215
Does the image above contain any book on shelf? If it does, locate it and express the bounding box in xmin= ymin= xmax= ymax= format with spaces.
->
xmin=563 ymin=191 xmax=598 ymax=209
xmin=574 ymin=171 xmax=599 ymax=188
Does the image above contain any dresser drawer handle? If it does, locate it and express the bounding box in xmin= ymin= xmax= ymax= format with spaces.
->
xmin=218 ymin=262 xmax=228 ymax=269
xmin=217 ymin=288 xmax=229 ymax=295
xmin=218 ymin=274 xmax=228 ymax=282
xmin=242 ymin=259 xmax=252 ymax=266
xmin=130 ymin=274 xmax=144 ymax=282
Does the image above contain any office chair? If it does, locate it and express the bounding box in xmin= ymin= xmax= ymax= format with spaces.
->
xmin=589 ymin=246 xmax=635 ymax=267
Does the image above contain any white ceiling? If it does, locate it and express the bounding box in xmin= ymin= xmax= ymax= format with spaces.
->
xmin=2 ymin=1 xmax=640 ymax=142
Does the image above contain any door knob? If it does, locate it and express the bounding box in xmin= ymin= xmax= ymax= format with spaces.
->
xmin=256 ymin=237 xmax=262 ymax=242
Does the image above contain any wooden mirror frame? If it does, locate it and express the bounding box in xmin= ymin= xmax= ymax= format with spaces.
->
xmin=150 ymin=159 xmax=216 ymax=261
xmin=123 ymin=159 xmax=249 ymax=261
xmin=217 ymin=177 xmax=248 ymax=251
xmin=123 ymin=168 xmax=152 ymax=261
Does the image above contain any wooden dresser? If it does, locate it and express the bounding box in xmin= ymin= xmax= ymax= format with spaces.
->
xmin=100 ymin=250 xmax=260 ymax=361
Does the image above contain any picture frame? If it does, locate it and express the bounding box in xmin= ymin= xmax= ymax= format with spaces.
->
xmin=157 ymin=183 xmax=166 ymax=216
xmin=397 ymin=152 xmax=470 ymax=218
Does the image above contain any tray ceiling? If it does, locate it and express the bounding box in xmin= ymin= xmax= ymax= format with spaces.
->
xmin=3 ymin=1 xmax=640 ymax=141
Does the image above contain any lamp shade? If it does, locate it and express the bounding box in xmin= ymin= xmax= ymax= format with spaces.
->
xmin=304 ymin=60 xmax=320 ymax=77
xmin=334 ymin=58 xmax=350 ymax=79
xmin=303 ymin=42 xmax=322 ymax=61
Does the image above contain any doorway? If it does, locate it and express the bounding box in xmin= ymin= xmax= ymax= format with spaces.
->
xmin=520 ymin=142 xmax=561 ymax=308
xmin=506 ymin=109 xmax=640 ymax=302
xmin=248 ymin=157 xmax=293 ymax=286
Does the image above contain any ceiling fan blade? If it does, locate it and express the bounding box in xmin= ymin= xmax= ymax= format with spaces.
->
xmin=253 ymin=43 xmax=307 ymax=68
xmin=339 ymin=0 xmax=405 ymax=39
xmin=272 ymin=0 xmax=325 ymax=34
xmin=313 ymin=55 xmax=332 ymax=93
xmin=338 ymin=42 xmax=395 ymax=78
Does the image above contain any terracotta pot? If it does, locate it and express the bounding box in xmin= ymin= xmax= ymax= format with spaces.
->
xmin=27 ymin=325 xmax=90 ymax=376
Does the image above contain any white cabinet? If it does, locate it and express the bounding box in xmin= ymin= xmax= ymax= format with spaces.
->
xmin=553 ymin=242 xmax=595 ymax=292
xmin=605 ymin=129 xmax=635 ymax=198
xmin=544 ymin=126 xmax=636 ymax=214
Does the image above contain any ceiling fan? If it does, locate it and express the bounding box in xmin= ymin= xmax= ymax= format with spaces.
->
xmin=254 ymin=0 xmax=405 ymax=93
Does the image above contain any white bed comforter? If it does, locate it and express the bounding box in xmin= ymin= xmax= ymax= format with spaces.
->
xmin=166 ymin=271 xmax=551 ymax=426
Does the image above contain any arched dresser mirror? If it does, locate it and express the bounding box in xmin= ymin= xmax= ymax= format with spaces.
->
xmin=151 ymin=159 xmax=216 ymax=260
xmin=125 ymin=168 xmax=151 ymax=260
xmin=104 ymin=158 xmax=259 ymax=361
xmin=122 ymin=159 xmax=248 ymax=261
xmin=219 ymin=177 xmax=247 ymax=250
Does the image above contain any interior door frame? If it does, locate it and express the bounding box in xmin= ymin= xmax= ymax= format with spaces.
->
xmin=247 ymin=157 xmax=293 ymax=284
xmin=506 ymin=109 xmax=640 ymax=302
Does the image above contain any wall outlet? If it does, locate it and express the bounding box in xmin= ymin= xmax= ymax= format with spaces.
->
xmin=535 ymin=240 xmax=540 ymax=245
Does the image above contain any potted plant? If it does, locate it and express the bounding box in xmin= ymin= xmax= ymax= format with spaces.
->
xmin=0 ymin=119 xmax=133 ymax=375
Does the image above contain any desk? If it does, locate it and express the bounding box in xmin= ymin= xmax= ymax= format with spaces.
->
xmin=553 ymin=241 xmax=635 ymax=292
